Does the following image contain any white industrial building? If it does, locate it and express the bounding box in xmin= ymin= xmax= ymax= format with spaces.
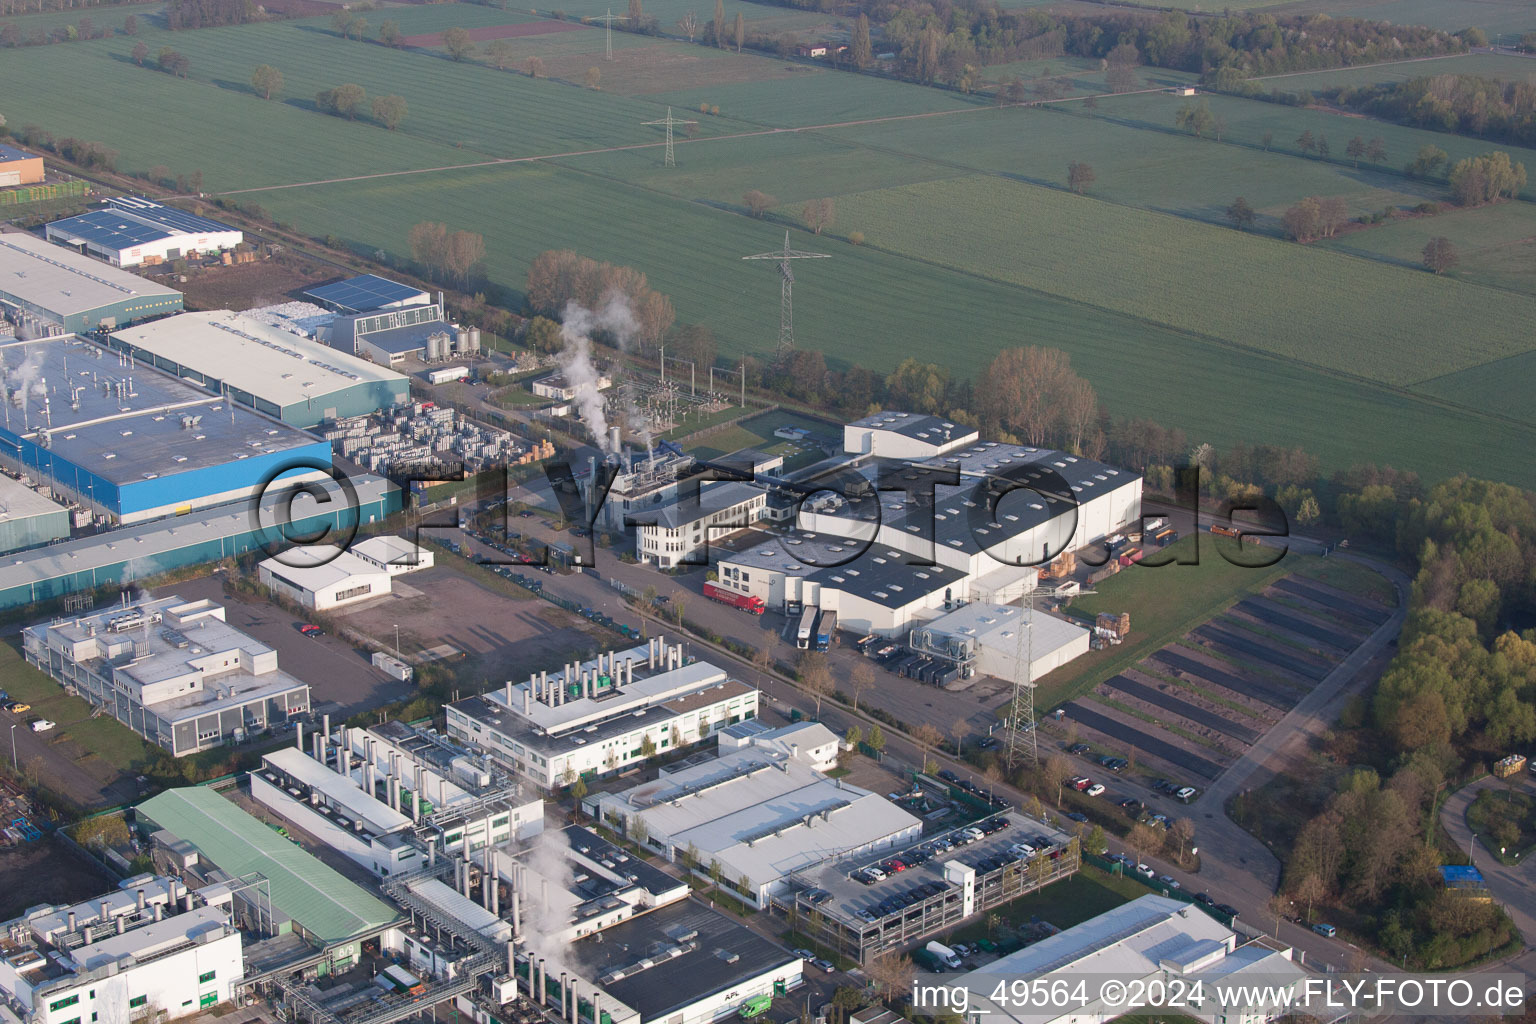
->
xmin=256 ymin=535 xmax=433 ymax=611
xmin=586 ymin=743 xmax=921 ymax=908
xmin=716 ymin=720 xmax=841 ymax=772
xmin=22 ymin=596 xmax=310 ymax=756
xmin=710 ymin=409 xmax=1141 ymax=641
xmin=447 ymin=638 xmax=759 ymax=790
xmin=531 ymin=372 xmax=611 ymax=402
xmin=632 ymin=480 xmax=768 ymax=568
xmin=958 ymin=895 xmax=1308 ymax=1024
xmin=45 ymin=196 xmax=243 ymax=268
xmin=0 ymin=875 xmax=243 ymax=1023
xmin=908 ymin=603 xmax=1089 ymax=683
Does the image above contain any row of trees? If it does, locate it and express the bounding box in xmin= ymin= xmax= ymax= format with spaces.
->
xmin=1281 ymin=195 xmax=1350 ymax=242
xmin=406 ymin=222 xmax=486 ymax=288
xmin=1324 ymin=74 xmax=1536 ymax=149
xmin=167 ymin=0 xmax=253 ymax=29
xmin=0 ymin=9 xmax=137 ymax=45
xmin=526 ymin=249 xmax=675 ymax=347
xmin=313 ymin=84 xmax=408 ymax=129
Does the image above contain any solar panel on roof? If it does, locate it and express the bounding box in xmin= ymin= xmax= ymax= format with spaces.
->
xmin=305 ymin=274 xmax=426 ymax=312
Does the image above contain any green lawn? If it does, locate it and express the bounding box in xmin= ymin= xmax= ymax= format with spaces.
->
xmin=1036 ymin=538 xmax=1298 ymax=708
xmin=1254 ymin=52 xmax=1536 ymax=91
xmin=946 ymin=867 xmax=1142 ymax=944
xmin=0 ymin=1 xmax=157 ymax=39
xmin=0 ymin=642 xmax=158 ymax=775
xmin=831 ymin=173 xmax=1536 ymax=387
xmin=1292 ymin=558 xmax=1397 ymax=606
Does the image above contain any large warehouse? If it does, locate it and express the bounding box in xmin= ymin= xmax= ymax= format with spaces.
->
xmin=0 ymin=231 xmax=183 ymax=334
xmin=45 ymin=196 xmax=243 ymax=268
xmin=0 ymin=335 xmax=334 ymax=524
xmin=304 ymin=274 xmax=431 ymax=314
xmin=109 ymin=309 xmax=410 ymax=428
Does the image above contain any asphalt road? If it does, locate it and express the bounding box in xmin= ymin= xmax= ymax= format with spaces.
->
xmin=1440 ymin=774 xmax=1536 ymax=945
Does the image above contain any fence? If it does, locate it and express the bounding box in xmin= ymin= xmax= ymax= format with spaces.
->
xmin=0 ymin=180 xmax=87 ymax=206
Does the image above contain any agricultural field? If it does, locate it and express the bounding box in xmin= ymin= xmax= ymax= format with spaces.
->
xmin=1279 ymin=0 xmax=1536 ymax=37
xmin=619 ymin=0 xmax=844 ymax=39
xmin=830 ymin=173 xmax=1536 ymax=387
xmin=0 ymin=0 xmax=157 ymax=39
xmin=819 ymin=103 xmax=1439 ymax=228
xmin=1253 ymin=52 xmax=1536 ymax=92
xmin=1321 ymin=200 xmax=1536 ymax=286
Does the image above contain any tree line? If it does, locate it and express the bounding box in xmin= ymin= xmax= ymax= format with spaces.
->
xmin=407 ymin=222 xmax=486 ymax=289
xmin=1318 ymin=74 xmax=1536 ymax=149
xmin=525 ymin=250 xmax=676 ymax=349
xmin=166 ymin=0 xmax=252 ymax=29
xmin=0 ymin=8 xmax=138 ymax=45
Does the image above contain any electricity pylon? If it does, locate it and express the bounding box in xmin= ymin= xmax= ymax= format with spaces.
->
xmin=640 ymin=106 xmax=697 ymax=167
xmin=742 ymin=231 xmax=829 ymax=358
xmin=591 ymin=8 xmax=627 ymax=59
xmin=1004 ymin=589 xmax=1038 ymax=772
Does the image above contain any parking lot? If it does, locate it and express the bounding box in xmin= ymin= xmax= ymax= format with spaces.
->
xmin=1057 ymin=572 xmax=1391 ymax=796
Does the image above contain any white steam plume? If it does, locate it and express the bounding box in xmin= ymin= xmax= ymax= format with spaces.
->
xmin=559 ymin=290 xmax=645 ymax=456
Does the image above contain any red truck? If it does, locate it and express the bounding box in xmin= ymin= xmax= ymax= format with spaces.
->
xmin=704 ymin=582 xmax=765 ymax=615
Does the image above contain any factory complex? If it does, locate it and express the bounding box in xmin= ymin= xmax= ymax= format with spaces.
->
xmin=446 ymin=638 xmax=760 ymax=789
xmin=0 ymin=231 xmax=183 ymax=335
xmin=258 ymin=534 xmax=435 ymax=611
xmin=22 ymin=595 xmax=313 ymax=756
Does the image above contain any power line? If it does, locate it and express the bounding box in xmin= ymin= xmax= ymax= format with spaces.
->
xmin=590 ymin=7 xmax=627 ymax=59
xmin=741 ymin=231 xmax=829 ymax=359
xmin=640 ymin=106 xmax=698 ymax=167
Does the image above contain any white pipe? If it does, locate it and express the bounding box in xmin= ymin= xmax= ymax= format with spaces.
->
xmin=295 ymin=721 xmax=303 ymax=752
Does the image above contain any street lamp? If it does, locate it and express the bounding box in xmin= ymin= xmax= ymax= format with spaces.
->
xmin=394 ymin=624 xmax=401 ymax=660
xmin=9 ymin=724 xmax=15 ymax=772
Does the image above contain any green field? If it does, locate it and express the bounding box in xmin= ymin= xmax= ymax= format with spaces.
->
xmin=832 ymin=174 xmax=1536 ymax=386
xmin=1279 ymin=0 xmax=1536 ymax=37
xmin=1254 ymin=52 xmax=1536 ymax=91
xmin=4 ymin=12 xmax=1536 ymax=488
xmin=0 ymin=1 xmax=156 ymax=38
xmin=1322 ymin=199 xmax=1536 ymax=288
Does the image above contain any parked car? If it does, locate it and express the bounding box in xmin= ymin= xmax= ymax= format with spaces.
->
xmin=1135 ymin=863 xmax=1155 ymax=879
xmin=1071 ymin=776 xmax=1092 ymax=791
xmin=1193 ymin=892 xmax=1215 ymax=906
xmin=1313 ymin=923 xmax=1337 ymax=938
xmin=6 ymin=701 xmax=30 ymax=714
xmin=1157 ymin=875 xmax=1181 ymax=889
xmin=29 ymin=719 xmax=54 ymax=732
xmin=792 ymin=949 xmax=815 ymax=961
xmin=1085 ymin=783 xmax=1106 ymax=797
xmin=938 ymin=769 xmax=960 ymax=783
xmin=1066 ymin=812 xmax=1088 ymax=823
xmin=1216 ymin=903 xmax=1240 ymax=919
xmin=811 ymin=959 xmax=835 ymax=974
xmin=1176 ymin=787 xmax=1199 ymax=802
xmin=1068 ymin=743 xmax=1092 ymax=755
xmin=298 ymin=624 xmax=323 ymax=637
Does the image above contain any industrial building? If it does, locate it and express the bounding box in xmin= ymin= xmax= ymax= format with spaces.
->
xmin=138 ymin=786 xmax=402 ymax=973
xmin=446 ymin=638 xmax=759 ymax=789
xmin=907 ymin=603 xmax=1089 ymax=683
xmin=716 ymin=720 xmax=840 ymax=772
xmin=958 ymin=895 xmax=1308 ymax=1024
xmin=0 ymin=472 xmax=398 ymax=611
xmin=0 ymin=472 xmax=69 ymax=552
xmin=0 ymin=231 xmax=183 ymax=334
xmin=305 ymin=275 xmax=431 ymax=315
xmin=631 ymin=480 xmax=768 ymax=569
xmin=323 ymin=303 xmax=480 ymax=368
xmin=783 ymin=809 xmax=1078 ymax=963
xmin=589 ymin=447 xmax=697 ymax=533
xmin=0 ymin=336 xmax=333 ymax=525
xmin=586 ymin=741 xmax=921 ymax=909
xmin=257 ymin=535 xmax=433 ymax=611
xmin=107 ymin=309 xmax=410 ymax=428
xmin=709 ymin=410 xmax=1142 ymax=638
xmin=0 ymin=875 xmax=243 ymax=1023
xmin=0 ymin=144 xmax=45 ymax=187
xmin=23 ymin=595 xmax=312 ymax=756
xmin=531 ymin=372 xmax=611 ymax=403
xmin=45 ymin=196 xmax=243 ymax=268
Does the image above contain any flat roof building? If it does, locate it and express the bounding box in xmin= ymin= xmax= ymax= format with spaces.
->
xmin=631 ymin=480 xmax=768 ymax=570
xmin=958 ymin=895 xmax=1307 ymax=1024
xmin=0 ymin=335 xmax=334 ymax=525
xmin=0 ymin=472 xmax=398 ymax=612
xmin=447 ymin=638 xmax=760 ymax=790
xmin=46 ymin=196 xmax=243 ymax=268
xmin=0 ymin=231 xmax=183 ymax=334
xmin=138 ymin=786 xmax=401 ymax=963
xmin=0 ymin=473 xmax=69 ymax=553
xmin=0 ymin=876 xmax=242 ymax=1024
xmin=532 ymin=372 xmax=611 ymax=402
xmin=0 ymin=144 xmax=45 ymax=187
xmin=844 ymin=410 xmax=978 ymax=461
xmin=305 ymin=274 xmax=431 ymax=314
xmin=908 ymin=603 xmax=1090 ymax=684
xmin=568 ymin=900 xmax=802 ymax=1024
xmin=108 ymin=309 xmax=410 ymax=428
xmin=257 ymin=535 xmax=432 ymax=611
xmin=587 ymin=743 xmax=922 ymax=909
xmin=23 ymin=595 xmax=312 ymax=756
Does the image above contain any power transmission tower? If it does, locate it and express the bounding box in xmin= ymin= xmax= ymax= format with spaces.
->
xmin=640 ymin=106 xmax=697 ymax=167
xmin=742 ymin=231 xmax=829 ymax=359
xmin=591 ymin=7 xmax=627 ymax=59
xmin=1005 ymin=589 xmax=1038 ymax=773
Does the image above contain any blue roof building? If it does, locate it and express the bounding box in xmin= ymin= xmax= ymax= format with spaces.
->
xmin=305 ymin=274 xmax=430 ymax=314
xmin=45 ymin=196 xmax=242 ymax=267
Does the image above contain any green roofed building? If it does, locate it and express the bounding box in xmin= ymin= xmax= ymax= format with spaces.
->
xmin=138 ymin=787 xmax=400 ymax=966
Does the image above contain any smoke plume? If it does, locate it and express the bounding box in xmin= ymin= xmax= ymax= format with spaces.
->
xmin=559 ymin=290 xmax=658 ymax=457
